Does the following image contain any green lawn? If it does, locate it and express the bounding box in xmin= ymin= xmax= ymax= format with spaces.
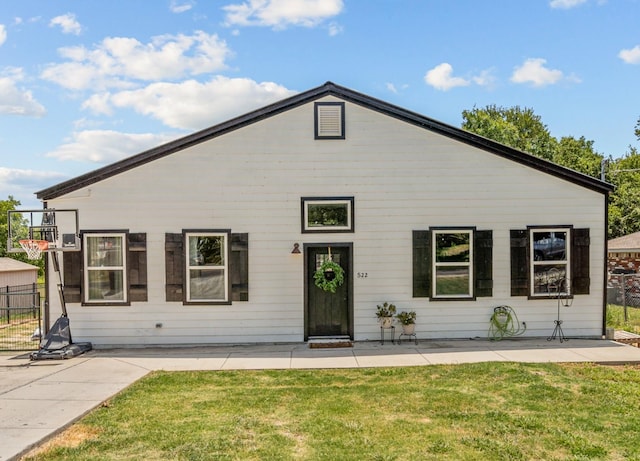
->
xmin=25 ymin=363 xmax=640 ymax=461
xmin=607 ymin=304 xmax=640 ymax=334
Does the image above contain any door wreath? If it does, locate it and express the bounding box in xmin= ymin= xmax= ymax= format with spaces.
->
xmin=314 ymin=259 xmax=345 ymax=293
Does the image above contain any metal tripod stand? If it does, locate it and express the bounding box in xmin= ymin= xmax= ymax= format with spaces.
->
xmin=547 ymin=277 xmax=572 ymax=343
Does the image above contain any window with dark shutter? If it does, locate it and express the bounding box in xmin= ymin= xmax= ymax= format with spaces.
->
xmin=165 ymin=233 xmax=184 ymax=302
xmin=510 ymin=230 xmax=529 ymax=296
xmin=63 ymin=231 xmax=148 ymax=305
xmin=474 ymin=230 xmax=493 ymax=297
xmin=412 ymin=230 xmax=431 ymax=298
xmin=128 ymin=233 xmax=147 ymax=302
xmin=414 ymin=228 xmax=492 ymax=299
xmin=510 ymin=227 xmax=590 ymax=297
xmin=63 ymin=251 xmax=82 ymax=303
xmin=165 ymin=231 xmax=249 ymax=304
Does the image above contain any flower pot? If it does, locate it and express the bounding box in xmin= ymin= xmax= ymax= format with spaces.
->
xmin=380 ymin=317 xmax=393 ymax=329
xmin=401 ymin=323 xmax=415 ymax=335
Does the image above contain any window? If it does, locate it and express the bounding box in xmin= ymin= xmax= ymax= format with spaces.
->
xmin=433 ymin=230 xmax=473 ymax=298
xmin=510 ymin=227 xmax=590 ymax=297
xmin=302 ymin=197 xmax=354 ymax=233
xmin=84 ymin=233 xmax=127 ymax=304
xmin=530 ymin=228 xmax=570 ymax=296
xmin=186 ymin=232 xmax=229 ymax=303
xmin=165 ymin=231 xmax=248 ymax=304
xmin=413 ymin=228 xmax=493 ymax=300
xmin=314 ymin=102 xmax=345 ymax=139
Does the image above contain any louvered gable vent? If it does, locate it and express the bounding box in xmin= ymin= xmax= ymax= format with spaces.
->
xmin=315 ymin=102 xmax=345 ymax=139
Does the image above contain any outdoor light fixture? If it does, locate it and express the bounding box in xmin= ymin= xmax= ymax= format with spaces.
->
xmin=291 ymin=243 xmax=301 ymax=254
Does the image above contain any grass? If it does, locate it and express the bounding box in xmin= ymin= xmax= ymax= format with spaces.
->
xmin=24 ymin=363 xmax=640 ymax=461
xmin=607 ymin=304 xmax=640 ymax=334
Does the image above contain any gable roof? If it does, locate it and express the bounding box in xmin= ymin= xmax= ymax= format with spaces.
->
xmin=0 ymin=257 xmax=39 ymax=273
xmin=609 ymin=231 xmax=640 ymax=251
xmin=36 ymin=81 xmax=613 ymax=200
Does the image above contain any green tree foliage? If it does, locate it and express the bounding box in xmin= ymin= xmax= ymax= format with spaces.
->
xmin=461 ymin=105 xmax=640 ymax=239
xmin=461 ymin=105 xmax=557 ymax=161
xmin=0 ymin=196 xmax=44 ymax=274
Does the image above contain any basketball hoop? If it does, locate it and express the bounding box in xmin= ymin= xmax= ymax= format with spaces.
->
xmin=18 ymin=239 xmax=49 ymax=260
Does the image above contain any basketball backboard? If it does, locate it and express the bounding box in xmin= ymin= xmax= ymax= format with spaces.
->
xmin=7 ymin=209 xmax=80 ymax=253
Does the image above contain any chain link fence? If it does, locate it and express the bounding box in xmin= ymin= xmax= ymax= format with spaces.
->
xmin=607 ymin=273 xmax=640 ymax=307
xmin=0 ymin=283 xmax=43 ymax=351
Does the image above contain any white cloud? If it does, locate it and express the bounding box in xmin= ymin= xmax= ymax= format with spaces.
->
xmin=0 ymin=68 xmax=46 ymax=117
xmin=45 ymin=130 xmax=176 ymax=163
xmin=223 ymin=0 xmax=344 ymax=29
xmin=424 ymin=63 xmax=470 ymax=91
xmin=40 ymin=31 xmax=231 ymax=91
xmin=49 ymin=13 xmax=82 ymax=35
xmin=170 ymin=0 xmax=195 ymax=13
xmin=0 ymin=25 xmax=6 ymax=47
xmin=0 ymin=167 xmax=66 ymax=207
xmin=472 ymin=68 xmax=497 ymax=88
xmin=94 ymin=76 xmax=296 ymax=130
xmin=619 ymin=45 xmax=640 ymax=64
xmin=510 ymin=58 xmax=564 ymax=87
xmin=327 ymin=21 xmax=343 ymax=36
xmin=549 ymin=0 xmax=587 ymax=9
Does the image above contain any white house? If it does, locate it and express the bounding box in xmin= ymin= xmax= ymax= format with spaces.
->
xmin=35 ymin=82 xmax=613 ymax=346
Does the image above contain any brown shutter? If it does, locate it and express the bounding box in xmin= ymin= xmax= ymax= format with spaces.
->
xmin=474 ymin=230 xmax=493 ymax=297
xmin=128 ymin=233 xmax=147 ymax=302
xmin=63 ymin=251 xmax=82 ymax=303
xmin=413 ymin=230 xmax=431 ymax=298
xmin=510 ymin=229 xmax=529 ymax=296
xmin=231 ymin=233 xmax=249 ymax=301
xmin=165 ymin=233 xmax=184 ymax=302
xmin=571 ymin=228 xmax=590 ymax=295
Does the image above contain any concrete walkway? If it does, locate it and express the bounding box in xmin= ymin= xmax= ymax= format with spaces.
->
xmin=2 ymin=338 xmax=640 ymax=461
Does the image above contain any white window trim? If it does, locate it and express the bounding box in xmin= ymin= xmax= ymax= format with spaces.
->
xmin=529 ymin=227 xmax=571 ymax=297
xmin=185 ymin=232 xmax=229 ymax=303
xmin=83 ymin=232 xmax=127 ymax=304
xmin=302 ymin=198 xmax=354 ymax=233
xmin=432 ymin=229 xmax=473 ymax=299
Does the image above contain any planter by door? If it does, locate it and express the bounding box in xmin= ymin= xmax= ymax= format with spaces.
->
xmin=380 ymin=317 xmax=393 ymax=329
xmin=401 ymin=324 xmax=415 ymax=335
xmin=305 ymin=244 xmax=353 ymax=340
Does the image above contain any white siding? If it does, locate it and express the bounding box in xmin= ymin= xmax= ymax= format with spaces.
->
xmin=46 ymin=97 xmax=607 ymax=346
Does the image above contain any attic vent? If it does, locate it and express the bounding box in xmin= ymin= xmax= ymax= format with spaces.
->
xmin=315 ymin=102 xmax=345 ymax=139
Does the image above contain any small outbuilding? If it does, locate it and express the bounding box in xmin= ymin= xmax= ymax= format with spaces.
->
xmin=608 ymin=231 xmax=640 ymax=274
xmin=0 ymin=257 xmax=38 ymax=288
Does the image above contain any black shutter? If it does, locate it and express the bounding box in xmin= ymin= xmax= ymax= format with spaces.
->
xmin=474 ymin=230 xmax=493 ymax=297
xmin=63 ymin=251 xmax=82 ymax=303
xmin=231 ymin=233 xmax=249 ymax=301
xmin=128 ymin=233 xmax=147 ymax=302
xmin=571 ymin=228 xmax=590 ymax=295
xmin=413 ymin=230 xmax=431 ymax=298
xmin=165 ymin=233 xmax=184 ymax=302
xmin=510 ymin=229 xmax=529 ymax=296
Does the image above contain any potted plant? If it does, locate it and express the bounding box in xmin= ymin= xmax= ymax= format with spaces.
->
xmin=376 ymin=302 xmax=396 ymax=328
xmin=396 ymin=310 xmax=417 ymax=335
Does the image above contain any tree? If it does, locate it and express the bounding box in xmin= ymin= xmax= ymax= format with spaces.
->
xmin=0 ymin=196 xmax=45 ymax=274
xmin=607 ymin=147 xmax=640 ymax=238
xmin=461 ymin=105 xmax=557 ymax=161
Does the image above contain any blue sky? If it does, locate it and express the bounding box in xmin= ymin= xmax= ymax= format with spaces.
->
xmin=1 ymin=0 xmax=639 ymax=208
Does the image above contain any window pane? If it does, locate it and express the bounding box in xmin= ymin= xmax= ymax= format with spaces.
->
xmin=86 ymin=236 xmax=123 ymax=267
xmin=435 ymin=266 xmax=470 ymax=296
xmin=87 ymin=270 xmax=124 ymax=301
xmin=189 ymin=236 xmax=224 ymax=266
xmin=532 ymin=231 xmax=567 ymax=261
xmin=189 ymin=269 xmax=225 ymax=300
xmin=435 ymin=233 xmax=470 ymax=263
xmin=533 ymin=264 xmax=567 ymax=295
xmin=307 ymin=203 xmax=348 ymax=228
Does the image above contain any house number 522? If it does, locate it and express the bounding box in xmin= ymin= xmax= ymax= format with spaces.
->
xmin=357 ymin=272 xmax=368 ymax=278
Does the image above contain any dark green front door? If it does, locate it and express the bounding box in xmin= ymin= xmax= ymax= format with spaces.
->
xmin=305 ymin=245 xmax=352 ymax=340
